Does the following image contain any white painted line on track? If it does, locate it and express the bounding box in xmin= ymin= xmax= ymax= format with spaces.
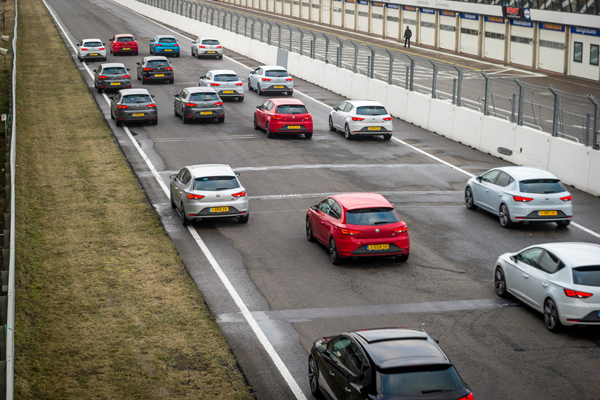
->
xmin=249 ymin=190 xmax=460 ymax=200
xmin=43 ymin=1 xmax=307 ymax=399
xmin=234 ymin=163 xmax=447 ymax=171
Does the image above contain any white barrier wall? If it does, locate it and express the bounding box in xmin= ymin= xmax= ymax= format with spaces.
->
xmin=112 ymin=0 xmax=600 ymax=197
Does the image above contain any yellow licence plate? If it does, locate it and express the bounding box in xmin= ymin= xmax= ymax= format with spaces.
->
xmin=200 ymin=111 xmax=212 ymax=115
xmin=132 ymin=113 xmax=144 ymax=117
xmin=110 ymin=82 xmax=121 ymax=85
xmin=274 ymin=85 xmax=284 ymax=88
xmin=155 ymin=74 xmax=164 ymax=77
xmin=368 ymin=244 xmax=390 ymax=251
xmin=208 ymin=51 xmax=216 ymax=53
xmin=368 ymin=127 xmax=382 ymax=131
xmin=164 ymin=49 xmax=172 ymax=51
xmin=288 ymin=125 xmax=301 ymax=129
xmin=223 ymin=90 xmax=234 ymax=94
xmin=90 ymin=53 xmax=99 ymax=56
xmin=210 ymin=207 xmax=229 ymax=213
xmin=123 ymin=47 xmax=131 ymax=50
xmin=538 ymin=211 xmax=558 ymax=216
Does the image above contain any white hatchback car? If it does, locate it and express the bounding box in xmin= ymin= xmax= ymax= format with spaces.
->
xmin=494 ymin=242 xmax=600 ymax=332
xmin=248 ymin=66 xmax=294 ymax=96
xmin=329 ymin=100 xmax=393 ymax=140
xmin=465 ymin=166 xmax=572 ymax=228
xmin=77 ymin=38 xmax=107 ymax=62
xmin=169 ymin=164 xmax=249 ymax=225
xmin=191 ymin=37 xmax=223 ymax=59
xmin=199 ymin=70 xmax=244 ymax=101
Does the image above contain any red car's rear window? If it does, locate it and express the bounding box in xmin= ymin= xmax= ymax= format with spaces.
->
xmin=116 ymin=37 xmax=135 ymax=42
xmin=276 ymin=105 xmax=307 ymax=114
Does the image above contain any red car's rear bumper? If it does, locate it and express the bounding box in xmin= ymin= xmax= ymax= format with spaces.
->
xmin=271 ymin=121 xmax=313 ymax=133
xmin=335 ymin=234 xmax=410 ymax=258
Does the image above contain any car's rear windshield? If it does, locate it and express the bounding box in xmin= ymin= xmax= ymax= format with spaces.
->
xmin=158 ymin=37 xmax=177 ymax=43
xmin=376 ymin=365 xmax=464 ymax=396
xmin=214 ymin=74 xmax=239 ymax=82
xmin=102 ymin=67 xmax=127 ymax=74
xmin=265 ymin=70 xmax=289 ymax=77
xmin=193 ymin=176 xmax=240 ymax=191
xmin=146 ymin=60 xmax=170 ymax=67
xmin=356 ymin=106 xmax=387 ymax=116
xmin=346 ymin=208 xmax=399 ymax=225
xmin=573 ymin=266 xmax=600 ymax=287
xmin=122 ymin=95 xmax=152 ymax=104
xmin=83 ymin=41 xmax=102 ymax=47
xmin=519 ymin=179 xmax=566 ymax=194
xmin=276 ymin=105 xmax=307 ymax=114
xmin=189 ymin=93 xmax=220 ymax=101
xmin=117 ymin=37 xmax=135 ymax=42
xmin=202 ymin=39 xmax=220 ymax=45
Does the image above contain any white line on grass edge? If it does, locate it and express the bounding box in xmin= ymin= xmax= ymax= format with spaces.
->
xmin=41 ymin=1 xmax=308 ymax=399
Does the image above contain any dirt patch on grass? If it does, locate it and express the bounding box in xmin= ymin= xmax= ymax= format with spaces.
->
xmin=14 ymin=0 xmax=254 ymax=398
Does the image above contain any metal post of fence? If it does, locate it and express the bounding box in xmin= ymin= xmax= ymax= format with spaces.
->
xmin=266 ymin=20 xmax=272 ymax=45
xmin=452 ymin=64 xmax=463 ymax=107
xmin=405 ymin=66 xmax=410 ymax=90
xmin=298 ymin=28 xmax=304 ymax=55
xmin=385 ymin=49 xmax=393 ymax=85
xmin=275 ymin=22 xmax=281 ymax=47
xmin=289 ymin=25 xmax=293 ymax=51
xmin=429 ymin=60 xmax=438 ymax=99
xmin=235 ymin=13 xmax=240 ymax=34
xmin=481 ymin=71 xmax=491 ymax=115
xmin=244 ymin=15 xmax=248 ymax=37
xmin=336 ymin=37 xmax=343 ymax=68
xmin=549 ymin=86 xmax=560 ymax=137
xmin=515 ymin=78 xmax=525 ymax=126
xmin=310 ymin=31 xmax=316 ymax=59
xmin=511 ymin=93 xmax=517 ymax=123
xmin=259 ymin=19 xmax=264 ymax=42
xmin=323 ymin=34 xmax=330 ymax=63
xmin=586 ymin=113 xmax=592 ymax=147
xmin=211 ymin=6 xmax=215 ymax=25
xmin=452 ymin=79 xmax=457 ymax=105
xmin=350 ymin=40 xmax=358 ymax=73
xmin=589 ymin=95 xmax=600 ymax=150
xmin=367 ymin=45 xmax=375 ymax=79
xmin=367 ymin=56 xmax=371 ymax=78
xmin=250 ymin=17 xmax=255 ymax=39
xmin=406 ymin=54 xmax=415 ymax=91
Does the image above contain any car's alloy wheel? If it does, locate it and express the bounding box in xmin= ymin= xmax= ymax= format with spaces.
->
xmin=499 ymin=204 xmax=514 ymax=228
xmin=494 ymin=267 xmax=508 ymax=298
xmin=308 ymin=357 xmax=322 ymax=398
xmin=306 ymin=218 xmax=315 ymax=242
xmin=253 ymin=116 xmax=260 ymax=130
xmin=344 ymin=125 xmax=352 ymax=140
xmin=170 ymin=192 xmax=175 ymax=209
xmin=465 ymin=187 xmax=478 ymax=210
xmin=258 ymin=84 xmax=263 ymax=95
xmin=329 ymin=238 xmax=342 ymax=265
xmin=329 ymin=117 xmax=336 ymax=132
xmin=544 ymin=298 xmax=563 ymax=332
xmin=181 ymin=204 xmax=190 ymax=226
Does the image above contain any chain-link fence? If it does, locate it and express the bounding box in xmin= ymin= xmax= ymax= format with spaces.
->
xmin=140 ymin=0 xmax=600 ymax=149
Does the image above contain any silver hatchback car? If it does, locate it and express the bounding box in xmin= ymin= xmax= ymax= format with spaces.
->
xmin=248 ymin=66 xmax=293 ymax=96
xmin=170 ymin=164 xmax=249 ymax=225
xmin=77 ymin=38 xmax=107 ymax=62
xmin=174 ymin=87 xmax=224 ymax=123
xmin=191 ymin=37 xmax=223 ymax=59
xmin=329 ymin=100 xmax=393 ymax=140
xmin=94 ymin=63 xmax=131 ymax=94
xmin=110 ymin=89 xmax=158 ymax=127
xmin=465 ymin=166 xmax=573 ymax=228
xmin=199 ymin=70 xmax=244 ymax=101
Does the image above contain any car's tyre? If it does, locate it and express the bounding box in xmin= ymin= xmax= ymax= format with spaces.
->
xmin=248 ymin=80 xmax=253 ymax=91
xmin=395 ymin=253 xmax=409 ymax=262
xmin=305 ymin=131 xmax=313 ymax=139
xmin=169 ymin=77 xmax=174 ymax=84
xmin=176 ymin=53 xmax=180 ymax=58
xmin=170 ymin=192 xmax=176 ymax=209
xmin=287 ymin=91 xmax=293 ymax=96
xmin=308 ymin=356 xmax=323 ymax=399
xmin=254 ymin=116 xmax=260 ymax=130
xmin=344 ymin=124 xmax=353 ymax=140
xmin=174 ymin=108 xmax=178 ymax=117
xmin=137 ymin=73 xmax=141 ymax=81
xmin=116 ymin=119 xmax=122 ymax=127
xmin=329 ymin=238 xmax=343 ymax=265
xmin=306 ymin=218 xmax=316 ymax=242
xmin=556 ymin=220 xmax=571 ymax=227
xmin=238 ymin=96 xmax=244 ymax=102
xmin=102 ymin=57 xmax=107 ymax=62
xmin=110 ymin=110 xmax=115 ymax=120
xmin=383 ymin=133 xmax=392 ymax=140
xmin=218 ymin=55 xmax=222 ymax=59
xmin=181 ymin=204 xmax=190 ymax=226
xmin=141 ymin=78 xmax=147 ymax=85
xmin=265 ymin=122 xmax=273 ymax=138
xmin=544 ymin=298 xmax=563 ymax=333
xmin=218 ymin=116 xmax=225 ymax=123
xmin=329 ymin=117 xmax=336 ymax=132
xmin=149 ymin=47 xmax=153 ymax=55
xmin=191 ymin=48 xmax=194 ymax=56
xmin=499 ymin=204 xmax=514 ymax=228
xmin=134 ymin=51 xmax=138 ymax=56
xmin=258 ymin=84 xmax=263 ymax=95
xmin=97 ymin=87 xmax=102 ymax=94
xmin=238 ymin=214 xmax=249 ymax=224
xmin=151 ymin=117 xmax=158 ymax=126
xmin=465 ymin=187 xmax=478 ymax=210
xmin=494 ymin=266 xmax=509 ymax=298
xmin=182 ymin=116 xmax=189 ymax=124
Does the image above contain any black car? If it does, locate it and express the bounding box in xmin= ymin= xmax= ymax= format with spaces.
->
xmin=309 ymin=328 xmax=472 ymax=400
xmin=136 ymin=56 xmax=174 ymax=84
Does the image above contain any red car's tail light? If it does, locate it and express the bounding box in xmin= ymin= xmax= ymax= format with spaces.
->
xmin=81 ymin=48 xmax=88 ymax=51
xmin=352 ymin=117 xmax=364 ymax=121
xmin=118 ymin=105 xmax=129 ymax=109
xmin=393 ymin=227 xmax=407 ymax=233
xmin=513 ymin=196 xmax=533 ymax=202
xmin=235 ymin=82 xmax=243 ymax=86
xmin=262 ymin=78 xmax=271 ymax=81
xmin=146 ymin=104 xmax=156 ymax=108
xmin=458 ymin=394 xmax=473 ymax=400
xmin=122 ymin=75 xmax=131 ymax=79
xmin=285 ymin=78 xmax=293 ymax=81
xmin=232 ymin=191 xmax=246 ymax=198
xmin=216 ymin=45 xmax=222 ymax=48
xmin=99 ymin=47 xmax=105 ymax=50
xmin=214 ymin=101 xmax=223 ymax=106
xmin=564 ymin=289 xmax=593 ymax=298
xmin=383 ymin=117 xmax=392 ymax=121
xmin=199 ymin=45 xmax=206 ymax=48
xmin=211 ymin=83 xmax=220 ymax=86
xmin=98 ymin=75 xmax=108 ymax=79
xmin=272 ymin=116 xmax=283 ymax=120
xmin=165 ymin=67 xmax=173 ymax=71
xmin=187 ymin=194 xmax=205 ymax=200
xmin=341 ymin=228 xmax=361 ymax=236
xmin=143 ymin=68 xmax=152 ymax=71
xmin=560 ymin=195 xmax=572 ymax=201
xmin=185 ymin=103 xmax=197 ymax=107
xmin=303 ymin=116 xmax=312 ymax=120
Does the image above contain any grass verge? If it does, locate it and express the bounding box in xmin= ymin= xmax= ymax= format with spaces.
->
xmin=14 ymin=0 xmax=254 ymax=398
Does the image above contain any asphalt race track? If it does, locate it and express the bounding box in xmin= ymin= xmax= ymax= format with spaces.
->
xmin=44 ymin=0 xmax=600 ymax=398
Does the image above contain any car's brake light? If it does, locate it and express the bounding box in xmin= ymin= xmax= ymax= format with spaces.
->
xmin=262 ymin=78 xmax=271 ymax=81
xmin=211 ymin=83 xmax=220 ymax=86
xmin=146 ymin=104 xmax=156 ymax=108
xmin=143 ymin=68 xmax=152 ymax=71
xmin=98 ymin=75 xmax=108 ymax=79
xmin=560 ymin=195 xmax=572 ymax=201
xmin=174 ymin=44 xmax=179 ymax=47
xmin=118 ymin=105 xmax=129 ymax=109
xmin=99 ymin=47 xmax=105 ymax=50
xmin=513 ymin=196 xmax=533 ymax=202
xmin=122 ymin=75 xmax=130 ymax=79
xmin=393 ymin=226 xmax=407 ymax=233
xmin=81 ymin=48 xmax=88 ymax=51
xmin=235 ymin=82 xmax=243 ymax=86
xmin=216 ymin=45 xmax=222 ymax=48
xmin=156 ymin=43 xmax=162 ymax=47
xmin=458 ymin=394 xmax=473 ymax=400
xmin=272 ymin=116 xmax=283 ymax=120
xmin=187 ymin=194 xmax=205 ymax=200
xmin=185 ymin=103 xmax=197 ymax=107
xmin=199 ymin=45 xmax=206 ymax=48
xmin=383 ymin=117 xmax=392 ymax=121
xmin=341 ymin=228 xmax=361 ymax=235
xmin=214 ymin=101 xmax=223 ymax=106
xmin=303 ymin=116 xmax=312 ymax=120
xmin=352 ymin=117 xmax=364 ymax=121
xmin=564 ymin=289 xmax=593 ymax=298
xmin=285 ymin=78 xmax=293 ymax=81
xmin=232 ymin=191 xmax=246 ymax=198
xmin=165 ymin=67 xmax=173 ymax=71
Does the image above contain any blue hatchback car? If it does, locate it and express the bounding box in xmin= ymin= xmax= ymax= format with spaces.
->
xmin=149 ymin=35 xmax=180 ymax=57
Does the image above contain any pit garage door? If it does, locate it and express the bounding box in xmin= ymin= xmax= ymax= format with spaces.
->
xmin=509 ymin=20 xmax=533 ymax=67
xmin=344 ymin=0 xmax=356 ymax=30
xmin=402 ymin=6 xmax=417 ymax=44
xmin=267 ymin=0 xmax=274 ymax=12
xmin=419 ymin=8 xmax=436 ymax=46
xmin=439 ymin=10 xmax=456 ymax=51
xmin=538 ymin=23 xmax=565 ymax=73
xmin=460 ymin=13 xmax=478 ymax=55
xmin=332 ymin=0 xmax=342 ymax=26
xmin=284 ymin=0 xmax=291 ymax=16
xmin=321 ymin=0 xmax=331 ymax=24
xmin=252 ymin=0 xmax=259 ymax=9
xmin=371 ymin=1 xmax=384 ymax=36
xmin=311 ymin=0 xmax=320 ymax=22
xmin=276 ymin=0 xmax=283 ymax=13
xmin=385 ymin=4 xmax=400 ymax=40
xmin=569 ymin=26 xmax=600 ymax=81
xmin=293 ymin=0 xmax=300 ymax=17
xmin=302 ymin=0 xmax=310 ymax=19
xmin=357 ymin=0 xmax=369 ymax=33
xmin=484 ymin=16 xmax=506 ymax=62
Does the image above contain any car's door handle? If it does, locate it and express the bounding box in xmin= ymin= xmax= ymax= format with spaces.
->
xmin=345 ymin=387 xmax=352 ymax=393
xmin=498 ymin=193 xmax=503 ymax=196
xmin=542 ymin=282 xmax=548 ymax=288
xmin=320 ymin=221 xmax=325 ymax=225
xmin=523 ymin=274 xmax=529 ymax=278
xmin=329 ymin=371 xmax=335 ymax=377
xmin=485 ymin=189 xmax=490 ymax=192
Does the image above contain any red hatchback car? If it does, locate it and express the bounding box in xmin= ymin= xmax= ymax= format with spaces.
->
xmin=306 ymin=193 xmax=410 ymax=265
xmin=109 ymin=34 xmax=139 ymax=55
xmin=254 ymin=98 xmax=313 ymax=139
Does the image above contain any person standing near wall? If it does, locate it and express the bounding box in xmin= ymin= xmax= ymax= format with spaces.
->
xmin=403 ymin=26 xmax=412 ymax=48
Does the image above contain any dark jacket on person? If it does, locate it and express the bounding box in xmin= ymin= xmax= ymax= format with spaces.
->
xmin=403 ymin=28 xmax=412 ymax=39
